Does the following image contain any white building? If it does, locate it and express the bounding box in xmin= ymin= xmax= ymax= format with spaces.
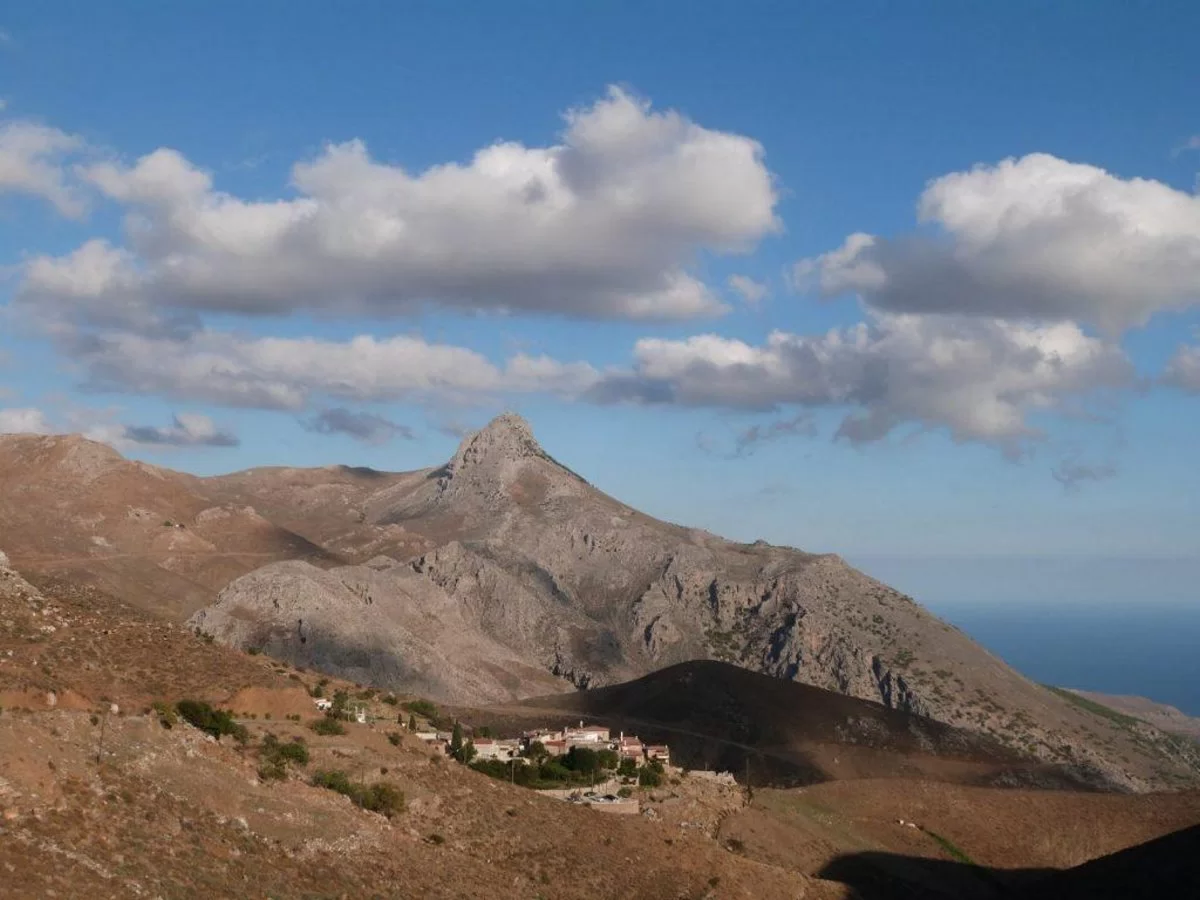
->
xmin=564 ymin=723 xmax=610 ymax=743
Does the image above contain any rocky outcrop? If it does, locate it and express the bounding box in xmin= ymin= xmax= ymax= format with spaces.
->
xmin=189 ymin=558 xmax=569 ymax=704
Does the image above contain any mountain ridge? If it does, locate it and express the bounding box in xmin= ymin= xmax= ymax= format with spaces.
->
xmin=3 ymin=415 xmax=1200 ymax=791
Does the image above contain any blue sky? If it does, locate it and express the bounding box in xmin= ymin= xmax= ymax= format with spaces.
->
xmin=2 ymin=2 xmax=1199 ymax=601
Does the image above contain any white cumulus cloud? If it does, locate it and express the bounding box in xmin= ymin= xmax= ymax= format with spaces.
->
xmin=0 ymin=407 xmax=54 ymax=434
xmin=64 ymin=328 xmax=600 ymax=410
xmin=727 ymin=274 xmax=768 ymax=307
xmin=797 ymin=153 xmax=1200 ymax=333
xmin=21 ymin=87 xmax=777 ymax=331
xmin=0 ymin=120 xmax=87 ymax=217
xmin=1164 ymin=342 xmax=1200 ymax=392
xmin=588 ymin=313 xmax=1132 ymax=454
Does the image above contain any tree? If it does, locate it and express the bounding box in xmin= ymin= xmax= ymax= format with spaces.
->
xmin=539 ymin=759 xmax=572 ymax=782
xmin=617 ymin=758 xmax=638 ymax=779
xmin=523 ymin=740 xmax=548 ymax=762
xmin=638 ymin=765 xmax=662 ymax=788
xmin=402 ymin=698 xmax=438 ymax=719
xmin=408 ymin=714 xmax=417 ymax=731
xmin=459 ymin=739 xmax=477 ymax=765
xmin=175 ymin=700 xmax=248 ymax=743
xmin=450 ymin=722 xmax=464 ymax=759
xmin=597 ymin=748 xmax=619 ymax=771
xmin=330 ymin=689 xmax=349 ymax=718
xmin=564 ymin=746 xmax=599 ymax=775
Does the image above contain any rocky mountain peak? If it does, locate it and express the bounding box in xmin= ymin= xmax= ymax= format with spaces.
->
xmin=447 ymin=413 xmax=546 ymax=474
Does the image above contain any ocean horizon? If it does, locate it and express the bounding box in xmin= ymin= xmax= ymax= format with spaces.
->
xmin=933 ymin=602 xmax=1200 ymax=717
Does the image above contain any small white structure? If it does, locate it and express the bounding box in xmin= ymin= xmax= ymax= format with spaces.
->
xmin=473 ymin=738 xmax=522 ymax=761
xmin=564 ymin=723 xmax=610 ymax=743
xmin=314 ymin=698 xmax=333 ymax=712
xmin=645 ymin=745 xmax=670 ymax=765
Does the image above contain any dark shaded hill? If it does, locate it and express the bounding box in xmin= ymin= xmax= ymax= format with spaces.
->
xmin=817 ymin=822 xmax=1200 ymax=899
xmin=469 ymin=660 xmax=1107 ymax=789
xmin=1022 ymin=822 xmax=1200 ymax=900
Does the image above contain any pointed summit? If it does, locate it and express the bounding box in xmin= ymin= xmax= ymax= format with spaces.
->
xmin=448 ymin=412 xmax=545 ymax=473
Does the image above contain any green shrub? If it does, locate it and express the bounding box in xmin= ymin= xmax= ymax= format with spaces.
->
xmin=617 ymin=786 xmax=633 ymax=798
xmin=387 ymin=731 xmax=402 ymax=746
xmin=360 ymin=782 xmax=405 ymax=818
xmin=310 ymin=770 xmax=404 ymax=818
xmin=564 ymin=746 xmax=600 ymax=774
xmin=638 ymin=765 xmax=663 ymax=788
xmin=310 ymin=716 xmax=346 ymax=736
xmin=175 ymin=700 xmax=247 ymax=743
xmin=331 ymin=690 xmax=349 ymax=717
xmin=401 ymin=699 xmax=438 ymax=719
xmin=151 ymin=701 xmax=178 ymax=729
xmin=262 ymin=734 xmax=310 ymax=766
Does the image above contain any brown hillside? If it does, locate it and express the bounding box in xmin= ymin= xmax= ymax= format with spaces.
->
xmin=0 ymin=434 xmax=339 ymax=618
xmin=3 ymin=556 xmax=1198 ymax=899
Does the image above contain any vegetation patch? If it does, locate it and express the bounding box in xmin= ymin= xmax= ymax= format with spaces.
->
xmin=310 ymin=769 xmax=405 ymax=818
xmin=310 ymin=716 xmax=347 ymax=736
xmin=257 ymin=733 xmax=310 ymax=780
xmin=175 ymin=700 xmax=247 ymax=743
xmin=402 ymin=698 xmax=439 ymax=720
xmin=1043 ymin=686 xmax=1142 ymax=728
xmin=924 ymin=829 xmax=974 ymax=865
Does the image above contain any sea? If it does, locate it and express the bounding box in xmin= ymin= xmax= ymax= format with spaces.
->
xmin=852 ymin=556 xmax=1200 ymax=717
xmin=934 ymin=602 xmax=1200 ymax=716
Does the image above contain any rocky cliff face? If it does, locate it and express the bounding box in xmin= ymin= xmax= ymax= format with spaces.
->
xmin=187 ymin=416 xmax=1200 ymax=790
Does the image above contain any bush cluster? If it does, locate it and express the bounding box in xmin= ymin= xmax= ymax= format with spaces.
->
xmin=401 ymin=698 xmax=438 ymax=720
xmin=638 ymin=761 xmax=664 ymax=787
xmin=258 ymin=733 xmax=310 ymax=780
xmin=151 ymin=701 xmax=178 ymax=729
xmin=310 ymin=769 xmax=405 ymax=818
xmin=310 ymin=716 xmax=347 ymax=736
xmin=470 ymin=744 xmax=626 ymax=789
xmin=175 ymin=700 xmax=247 ymax=744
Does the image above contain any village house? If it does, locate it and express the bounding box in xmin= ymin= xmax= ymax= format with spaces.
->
xmin=617 ymin=734 xmax=644 ymax=761
xmin=563 ymin=723 xmax=610 ymax=744
xmin=542 ymin=738 xmax=568 ymax=757
xmin=516 ymin=723 xmax=672 ymax=769
xmin=472 ymin=738 xmax=523 ymax=761
xmin=645 ymin=745 xmax=670 ymax=766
